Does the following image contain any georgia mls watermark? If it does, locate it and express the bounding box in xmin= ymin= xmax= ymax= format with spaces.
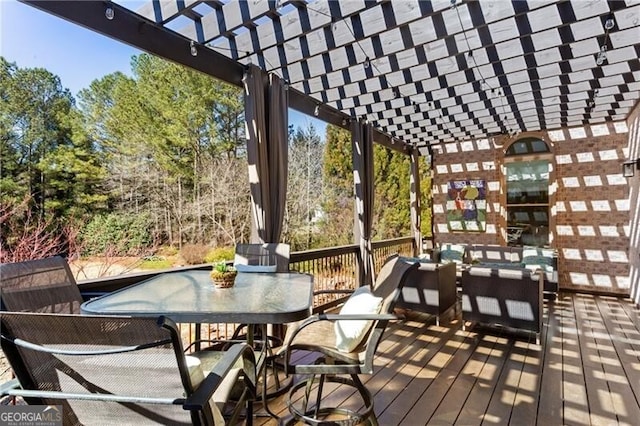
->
xmin=0 ymin=405 xmax=62 ymax=426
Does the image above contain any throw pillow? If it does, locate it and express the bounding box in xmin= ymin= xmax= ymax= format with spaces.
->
xmin=335 ymin=286 xmax=383 ymax=353
xmin=522 ymin=246 xmax=555 ymax=273
xmin=439 ymin=243 xmax=467 ymax=264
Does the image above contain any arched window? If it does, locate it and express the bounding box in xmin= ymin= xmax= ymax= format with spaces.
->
xmin=505 ymin=138 xmax=551 ymax=247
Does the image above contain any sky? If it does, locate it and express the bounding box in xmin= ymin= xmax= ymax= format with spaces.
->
xmin=0 ymin=0 xmax=324 ymax=135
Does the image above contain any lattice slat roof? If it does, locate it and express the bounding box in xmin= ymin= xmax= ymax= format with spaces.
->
xmin=27 ymin=0 xmax=640 ymax=152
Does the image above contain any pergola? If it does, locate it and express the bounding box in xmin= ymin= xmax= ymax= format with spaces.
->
xmin=23 ymin=0 xmax=640 ymax=151
xmin=5 ymin=3 xmax=640 ymax=422
xmin=21 ymin=0 xmax=640 ymax=289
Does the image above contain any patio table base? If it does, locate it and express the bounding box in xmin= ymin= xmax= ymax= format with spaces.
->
xmin=287 ymin=373 xmax=376 ymax=426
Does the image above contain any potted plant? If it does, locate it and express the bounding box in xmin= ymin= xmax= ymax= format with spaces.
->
xmin=210 ymin=262 xmax=237 ymax=288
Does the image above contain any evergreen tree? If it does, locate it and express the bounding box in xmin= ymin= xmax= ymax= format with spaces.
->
xmin=318 ymin=123 xmax=433 ymax=246
xmin=318 ymin=125 xmax=354 ymax=246
xmin=0 ymin=57 xmax=106 ymax=220
xmin=285 ymin=122 xmax=324 ymax=250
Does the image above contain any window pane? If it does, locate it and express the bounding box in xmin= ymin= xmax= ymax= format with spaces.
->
xmin=506 ymin=160 xmax=549 ymax=204
xmin=506 ymin=160 xmax=549 ymax=247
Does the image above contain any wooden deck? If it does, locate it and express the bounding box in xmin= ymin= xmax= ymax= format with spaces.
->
xmin=256 ymin=292 xmax=640 ymax=425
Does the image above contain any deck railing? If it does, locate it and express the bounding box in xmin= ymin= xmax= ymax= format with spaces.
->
xmin=75 ymin=236 xmax=416 ymax=350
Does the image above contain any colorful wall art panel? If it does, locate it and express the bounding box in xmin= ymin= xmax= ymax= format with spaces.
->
xmin=446 ymin=180 xmax=487 ymax=232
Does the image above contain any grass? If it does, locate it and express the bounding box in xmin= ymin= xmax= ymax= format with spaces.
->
xmin=139 ymin=258 xmax=173 ymax=270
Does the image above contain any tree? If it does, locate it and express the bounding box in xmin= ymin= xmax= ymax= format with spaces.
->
xmin=0 ymin=57 xmax=83 ymax=218
xmin=76 ymin=54 xmax=247 ymax=247
xmin=284 ymin=122 xmax=325 ymax=250
xmin=1 ymin=58 xmax=106 ymax=260
xmin=317 ymin=123 xmax=433 ymax=247
xmin=317 ymin=124 xmax=354 ymax=247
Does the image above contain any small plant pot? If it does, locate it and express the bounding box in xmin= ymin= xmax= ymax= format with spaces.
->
xmin=210 ymin=271 xmax=237 ymax=288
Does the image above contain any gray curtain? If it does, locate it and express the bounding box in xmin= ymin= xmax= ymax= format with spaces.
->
xmin=243 ymin=65 xmax=289 ymax=243
xmin=352 ymin=119 xmax=375 ymax=286
xmin=410 ymin=147 xmax=422 ymax=255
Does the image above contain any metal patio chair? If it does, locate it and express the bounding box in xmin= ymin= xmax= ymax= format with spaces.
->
xmin=281 ymin=255 xmax=419 ymax=425
xmin=231 ymin=243 xmax=291 ymax=396
xmin=0 ymin=312 xmax=256 ymax=425
xmin=233 ymin=243 xmax=290 ymax=273
xmin=0 ymin=256 xmax=83 ymax=314
xmin=231 ymin=243 xmax=291 ymax=344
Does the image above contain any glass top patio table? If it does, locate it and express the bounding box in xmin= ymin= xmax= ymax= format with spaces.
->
xmin=80 ymin=270 xmax=314 ymax=324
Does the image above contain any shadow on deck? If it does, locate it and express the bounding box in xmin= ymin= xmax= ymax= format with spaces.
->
xmin=257 ymin=292 xmax=640 ymax=425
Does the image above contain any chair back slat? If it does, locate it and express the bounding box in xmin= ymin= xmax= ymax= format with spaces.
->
xmin=0 ymin=312 xmax=201 ymax=425
xmin=234 ymin=243 xmax=290 ymax=272
xmin=0 ymin=257 xmax=83 ymax=313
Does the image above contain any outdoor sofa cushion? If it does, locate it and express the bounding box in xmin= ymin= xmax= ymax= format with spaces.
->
xmin=522 ymin=246 xmax=555 ymax=273
xmin=438 ymin=243 xmax=467 ymax=264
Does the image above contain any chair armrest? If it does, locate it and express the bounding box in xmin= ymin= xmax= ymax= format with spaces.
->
xmin=184 ymin=343 xmax=256 ymax=411
xmin=313 ymin=289 xmax=354 ymax=296
xmin=317 ymin=313 xmax=398 ymax=321
xmin=0 ymin=378 xmax=21 ymax=397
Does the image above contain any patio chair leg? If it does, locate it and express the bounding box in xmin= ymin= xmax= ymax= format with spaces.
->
xmin=314 ymin=373 xmax=326 ymax=419
xmin=246 ymin=400 xmax=253 ymax=426
xmin=288 ymin=373 xmax=376 ymax=425
xmin=302 ymin=374 xmax=316 ymax=414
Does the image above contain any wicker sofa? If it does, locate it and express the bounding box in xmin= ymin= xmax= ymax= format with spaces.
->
xmin=433 ymin=244 xmax=558 ymax=300
xmin=460 ymin=265 xmax=543 ymax=344
xmin=396 ymin=260 xmax=457 ymax=325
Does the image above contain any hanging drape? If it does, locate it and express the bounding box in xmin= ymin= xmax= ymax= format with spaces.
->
xmin=243 ymin=65 xmax=289 ymax=243
xmin=410 ymin=147 xmax=422 ymax=255
xmin=352 ymin=119 xmax=375 ymax=286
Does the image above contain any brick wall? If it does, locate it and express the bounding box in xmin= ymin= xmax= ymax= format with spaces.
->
xmin=626 ymin=104 xmax=640 ymax=304
xmin=432 ymin=124 xmax=632 ymax=295
xmin=432 ymin=138 xmax=502 ymax=246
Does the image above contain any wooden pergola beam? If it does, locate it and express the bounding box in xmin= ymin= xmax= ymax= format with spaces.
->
xmin=21 ymin=0 xmax=409 ymax=154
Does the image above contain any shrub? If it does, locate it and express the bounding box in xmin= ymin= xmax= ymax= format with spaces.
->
xmin=80 ymin=213 xmax=154 ymax=256
xmin=181 ymin=243 xmax=210 ymax=265
xmin=157 ymin=245 xmax=179 ymax=257
xmin=204 ymin=246 xmax=235 ymax=263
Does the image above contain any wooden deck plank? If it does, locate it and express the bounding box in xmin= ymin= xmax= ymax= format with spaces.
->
xmin=429 ymin=330 xmax=504 ymax=425
xmin=419 ymin=327 xmax=492 ymax=424
xmin=619 ymin=296 xmax=640 ymax=332
xmin=593 ymin=296 xmax=640 ymax=425
xmin=507 ymin=337 xmax=543 ymax=426
xmin=531 ymin=301 xmax=563 ymax=424
xmin=375 ymin=319 xmax=460 ymax=424
xmin=398 ymin=327 xmax=478 ymax=425
xmin=479 ymin=335 xmax=522 ymax=425
xmin=572 ymin=293 xmax=619 ymax=425
xmin=453 ymin=333 xmax=509 ymax=426
xmin=249 ymin=293 xmax=640 ymax=426
xmin=559 ymin=294 xmax=591 ymax=425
